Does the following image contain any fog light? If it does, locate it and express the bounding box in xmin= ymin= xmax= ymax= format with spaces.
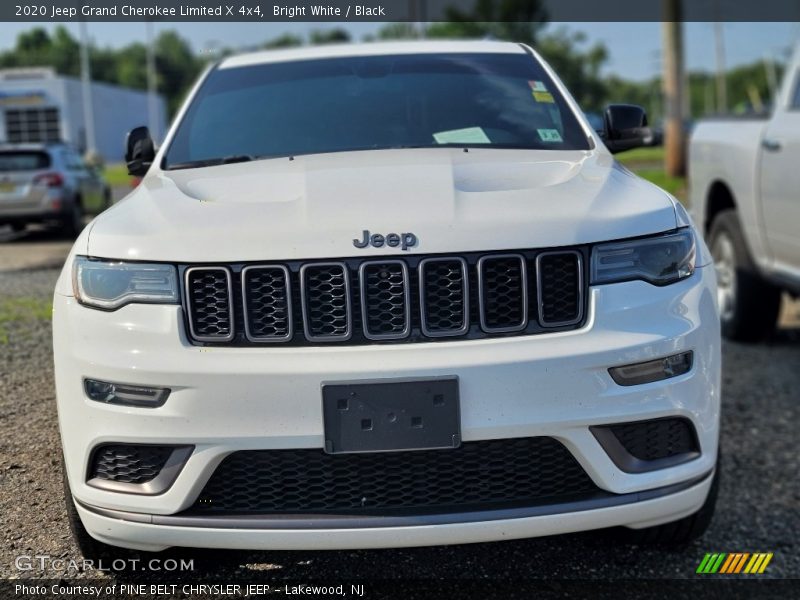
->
xmin=84 ymin=379 xmax=170 ymax=407
xmin=608 ymin=351 xmax=693 ymax=386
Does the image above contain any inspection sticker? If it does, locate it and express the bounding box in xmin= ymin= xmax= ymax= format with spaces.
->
xmin=528 ymin=80 xmax=548 ymax=92
xmin=537 ymin=128 xmax=563 ymax=143
xmin=532 ymin=91 xmax=555 ymax=103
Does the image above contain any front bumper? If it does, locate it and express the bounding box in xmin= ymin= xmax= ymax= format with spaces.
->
xmin=53 ymin=265 xmax=720 ymax=551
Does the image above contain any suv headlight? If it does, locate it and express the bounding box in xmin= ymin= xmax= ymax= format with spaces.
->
xmin=591 ymin=229 xmax=696 ymax=286
xmin=73 ymin=256 xmax=179 ymax=310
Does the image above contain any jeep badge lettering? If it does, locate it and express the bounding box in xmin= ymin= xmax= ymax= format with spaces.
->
xmin=353 ymin=230 xmax=417 ymax=251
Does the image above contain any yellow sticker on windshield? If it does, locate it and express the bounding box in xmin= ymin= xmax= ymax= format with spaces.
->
xmin=533 ymin=91 xmax=555 ymax=103
xmin=537 ymin=129 xmax=562 ymax=143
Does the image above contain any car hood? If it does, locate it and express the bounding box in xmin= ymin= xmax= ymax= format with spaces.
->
xmin=87 ymin=148 xmax=677 ymax=262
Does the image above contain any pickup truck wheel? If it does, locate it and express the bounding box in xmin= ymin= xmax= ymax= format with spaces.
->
xmin=709 ymin=209 xmax=781 ymax=342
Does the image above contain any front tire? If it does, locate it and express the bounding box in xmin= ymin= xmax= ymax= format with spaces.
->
xmin=62 ymin=467 xmax=120 ymax=562
xmin=617 ymin=462 xmax=719 ymax=546
xmin=708 ymin=209 xmax=781 ymax=342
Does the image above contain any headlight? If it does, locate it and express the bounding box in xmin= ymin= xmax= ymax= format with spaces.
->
xmin=591 ymin=229 xmax=696 ymax=286
xmin=73 ymin=256 xmax=179 ymax=310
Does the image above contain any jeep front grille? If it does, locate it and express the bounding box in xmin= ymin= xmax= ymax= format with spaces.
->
xmin=181 ymin=248 xmax=586 ymax=346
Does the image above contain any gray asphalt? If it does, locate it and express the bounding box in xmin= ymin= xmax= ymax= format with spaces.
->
xmin=1 ymin=230 xmax=798 ymax=587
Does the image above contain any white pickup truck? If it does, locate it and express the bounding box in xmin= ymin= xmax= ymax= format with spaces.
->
xmin=690 ymin=43 xmax=800 ymax=341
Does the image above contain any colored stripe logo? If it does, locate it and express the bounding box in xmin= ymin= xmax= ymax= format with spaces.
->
xmin=696 ymin=553 xmax=773 ymax=574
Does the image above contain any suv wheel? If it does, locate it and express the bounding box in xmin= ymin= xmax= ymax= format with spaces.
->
xmin=62 ymin=466 xmax=121 ymax=562
xmin=615 ymin=460 xmax=720 ymax=546
xmin=709 ymin=209 xmax=781 ymax=341
xmin=59 ymin=200 xmax=84 ymax=238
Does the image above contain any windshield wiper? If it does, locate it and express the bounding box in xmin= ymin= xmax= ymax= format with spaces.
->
xmin=166 ymin=155 xmax=254 ymax=170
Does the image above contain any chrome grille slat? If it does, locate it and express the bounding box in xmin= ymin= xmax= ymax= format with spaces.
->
xmin=300 ymin=262 xmax=352 ymax=342
xmin=359 ymin=260 xmax=411 ymax=340
xmin=477 ymin=254 xmax=527 ymax=333
xmin=536 ymin=251 xmax=583 ymax=327
xmin=418 ymin=257 xmax=469 ymax=337
xmin=241 ymin=265 xmax=292 ymax=342
xmin=185 ymin=267 xmax=234 ymax=342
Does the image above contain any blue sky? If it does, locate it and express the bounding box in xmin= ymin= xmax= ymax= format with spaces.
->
xmin=1 ymin=21 xmax=797 ymax=81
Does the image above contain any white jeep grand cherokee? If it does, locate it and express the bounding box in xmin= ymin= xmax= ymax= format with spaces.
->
xmin=53 ymin=41 xmax=721 ymax=557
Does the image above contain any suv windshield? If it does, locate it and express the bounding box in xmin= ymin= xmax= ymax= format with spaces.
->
xmin=163 ymin=52 xmax=591 ymax=169
xmin=0 ymin=150 xmax=51 ymax=172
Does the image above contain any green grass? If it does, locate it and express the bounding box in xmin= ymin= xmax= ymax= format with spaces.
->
xmin=0 ymin=297 xmax=53 ymax=344
xmin=616 ymin=146 xmax=665 ymax=167
xmin=632 ymin=168 xmax=687 ymax=204
xmin=103 ymin=163 xmax=133 ymax=187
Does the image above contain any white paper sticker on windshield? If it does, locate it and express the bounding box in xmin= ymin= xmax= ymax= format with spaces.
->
xmin=537 ymin=128 xmax=563 ymax=143
xmin=433 ymin=127 xmax=491 ymax=145
xmin=529 ymin=80 xmax=548 ymax=92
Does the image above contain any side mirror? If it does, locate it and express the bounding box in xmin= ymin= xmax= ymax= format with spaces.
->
xmin=125 ymin=126 xmax=155 ymax=177
xmin=601 ymin=104 xmax=650 ymax=154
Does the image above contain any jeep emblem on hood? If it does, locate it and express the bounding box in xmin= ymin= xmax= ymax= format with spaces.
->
xmin=353 ymin=230 xmax=418 ymax=251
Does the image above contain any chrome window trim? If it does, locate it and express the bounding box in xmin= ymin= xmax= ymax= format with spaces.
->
xmin=184 ymin=266 xmax=235 ymax=342
xmin=418 ymin=257 xmax=469 ymax=338
xmin=536 ymin=250 xmax=584 ymax=328
xmin=300 ymin=262 xmax=353 ymax=342
xmin=241 ymin=264 xmax=293 ymax=343
xmin=358 ymin=260 xmax=411 ymax=341
xmin=477 ymin=253 xmax=528 ymax=333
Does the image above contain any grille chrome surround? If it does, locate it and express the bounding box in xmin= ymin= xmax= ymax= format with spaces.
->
xmin=477 ymin=253 xmax=528 ymax=333
xmin=182 ymin=248 xmax=588 ymax=346
xmin=418 ymin=257 xmax=469 ymax=338
xmin=241 ymin=265 xmax=293 ymax=343
xmin=184 ymin=267 xmax=234 ymax=342
xmin=358 ymin=260 xmax=411 ymax=340
xmin=536 ymin=251 xmax=584 ymax=327
xmin=300 ymin=262 xmax=353 ymax=342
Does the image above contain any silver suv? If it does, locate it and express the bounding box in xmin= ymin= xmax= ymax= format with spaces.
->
xmin=0 ymin=143 xmax=110 ymax=237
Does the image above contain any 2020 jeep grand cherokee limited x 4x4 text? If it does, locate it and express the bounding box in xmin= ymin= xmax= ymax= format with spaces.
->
xmin=53 ymin=41 xmax=720 ymax=556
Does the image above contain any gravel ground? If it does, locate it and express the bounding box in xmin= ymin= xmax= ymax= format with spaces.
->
xmin=1 ymin=261 xmax=798 ymax=588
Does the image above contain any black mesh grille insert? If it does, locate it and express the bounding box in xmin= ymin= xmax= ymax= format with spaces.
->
xmin=89 ymin=445 xmax=173 ymax=484
xmin=538 ymin=252 xmax=582 ymax=326
xmin=301 ymin=263 xmax=351 ymax=340
xmin=186 ymin=268 xmax=232 ymax=340
xmin=189 ymin=437 xmax=599 ymax=515
xmin=609 ymin=418 xmax=699 ymax=461
xmin=420 ymin=258 xmax=467 ymax=336
xmin=243 ymin=266 xmax=291 ymax=341
xmin=479 ymin=255 xmax=526 ymax=331
xmin=361 ymin=261 xmax=409 ymax=339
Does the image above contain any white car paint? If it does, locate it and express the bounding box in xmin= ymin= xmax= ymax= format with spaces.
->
xmin=690 ymin=42 xmax=800 ymax=287
xmin=54 ymin=41 xmax=720 ymax=552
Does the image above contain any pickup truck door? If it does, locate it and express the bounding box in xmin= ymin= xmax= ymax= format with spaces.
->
xmin=759 ymin=69 xmax=800 ymax=273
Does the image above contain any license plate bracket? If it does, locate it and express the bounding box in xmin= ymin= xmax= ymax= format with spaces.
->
xmin=322 ymin=377 xmax=460 ymax=454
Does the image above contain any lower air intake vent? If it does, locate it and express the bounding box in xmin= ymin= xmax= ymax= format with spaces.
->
xmin=189 ymin=437 xmax=599 ymax=515
xmin=89 ymin=444 xmax=174 ymax=484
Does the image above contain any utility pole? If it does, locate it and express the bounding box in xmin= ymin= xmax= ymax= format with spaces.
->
xmin=146 ymin=21 xmax=159 ymax=142
xmin=78 ymin=21 xmax=96 ymax=153
xmin=714 ymin=22 xmax=727 ymax=113
xmin=662 ymin=2 xmax=686 ymax=177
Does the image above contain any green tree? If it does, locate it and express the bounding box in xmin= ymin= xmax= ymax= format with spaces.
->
xmin=308 ymin=28 xmax=351 ymax=45
xmin=426 ymin=0 xmax=547 ymax=45
xmin=262 ymin=33 xmax=303 ymax=49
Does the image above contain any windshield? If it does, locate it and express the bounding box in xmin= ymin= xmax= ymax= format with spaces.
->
xmin=0 ymin=151 xmax=51 ymax=172
xmin=163 ymin=52 xmax=591 ymax=169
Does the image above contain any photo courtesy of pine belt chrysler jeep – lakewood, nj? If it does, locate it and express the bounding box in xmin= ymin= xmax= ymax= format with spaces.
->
xmin=52 ymin=41 xmax=721 ymax=558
